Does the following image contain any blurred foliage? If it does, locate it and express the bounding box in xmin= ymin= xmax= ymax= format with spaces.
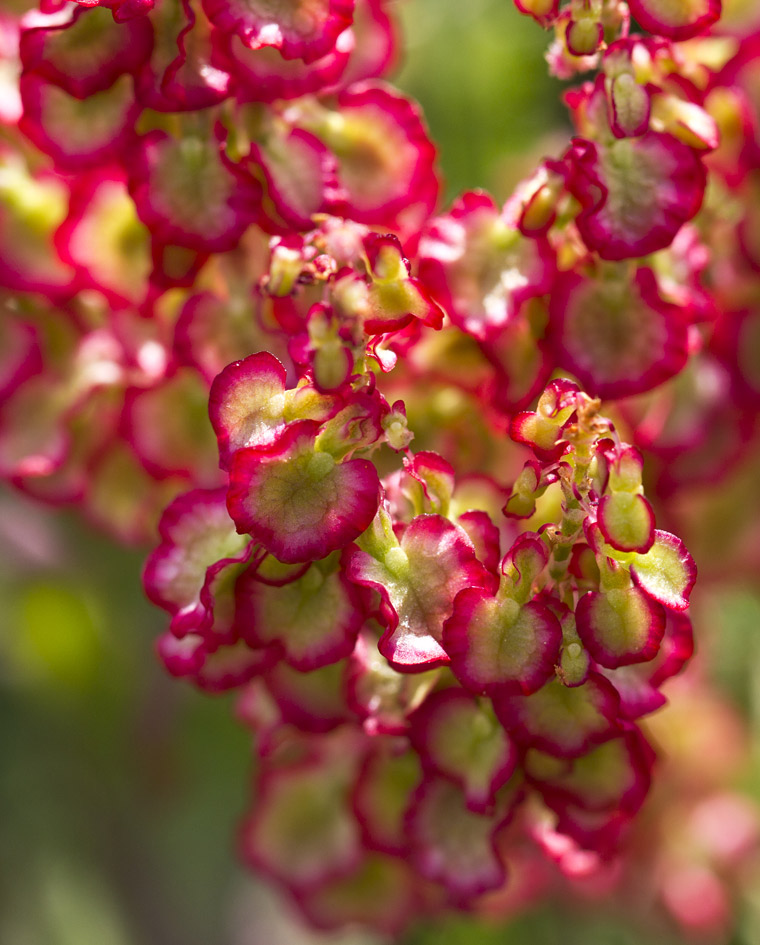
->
xmin=396 ymin=0 xmax=567 ymax=202
xmin=403 ymin=910 xmax=697 ymax=945
xmin=0 ymin=496 xmax=252 ymax=945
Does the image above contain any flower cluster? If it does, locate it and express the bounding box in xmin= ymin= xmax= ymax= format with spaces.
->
xmin=3 ymin=0 xmax=760 ymax=536
xmin=144 ymin=366 xmax=696 ymax=927
xmin=0 ymin=0 xmax=431 ymax=540
xmin=502 ymin=0 xmax=760 ymax=510
xmin=3 ymin=0 xmax=760 ymax=934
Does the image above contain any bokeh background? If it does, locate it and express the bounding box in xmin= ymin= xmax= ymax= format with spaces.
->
xmin=3 ymin=1 xmax=760 ymax=943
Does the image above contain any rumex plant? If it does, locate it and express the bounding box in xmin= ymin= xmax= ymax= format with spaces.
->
xmin=145 ymin=365 xmax=698 ymax=926
xmin=3 ymin=0 xmax=760 ymax=935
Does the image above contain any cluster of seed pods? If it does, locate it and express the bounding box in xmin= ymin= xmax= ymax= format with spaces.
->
xmin=0 ymin=0 xmax=434 ymax=539
xmin=144 ymin=249 xmax=697 ymax=925
xmin=3 ymin=0 xmax=760 ymax=533
xmin=3 ymin=0 xmax=760 ymax=932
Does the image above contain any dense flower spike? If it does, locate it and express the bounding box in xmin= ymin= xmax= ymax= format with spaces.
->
xmin=14 ymin=0 xmax=760 ymax=932
xmin=141 ymin=367 xmax=696 ymax=923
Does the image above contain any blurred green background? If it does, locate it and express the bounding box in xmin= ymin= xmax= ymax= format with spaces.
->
xmin=2 ymin=1 xmax=760 ymax=943
xmin=396 ymin=0 xmax=566 ymax=202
